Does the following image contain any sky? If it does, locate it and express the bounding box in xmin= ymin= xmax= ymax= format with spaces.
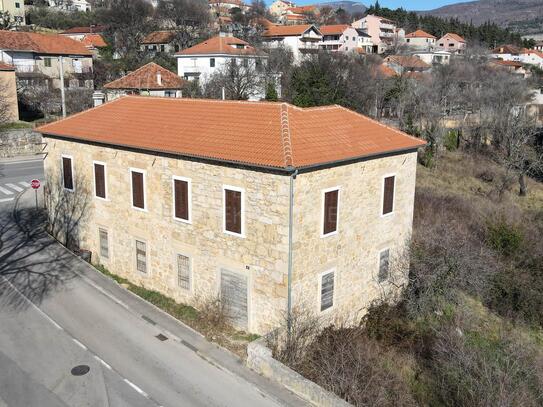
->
xmin=293 ymin=0 xmax=473 ymax=11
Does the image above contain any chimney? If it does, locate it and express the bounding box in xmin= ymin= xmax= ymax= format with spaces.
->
xmin=219 ymin=31 xmax=226 ymax=37
xmin=156 ymin=71 xmax=162 ymax=86
xmin=92 ymin=91 xmax=105 ymax=107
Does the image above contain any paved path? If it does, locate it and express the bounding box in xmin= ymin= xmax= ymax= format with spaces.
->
xmin=0 ymin=160 xmax=306 ymax=407
xmin=0 ymin=157 xmax=44 ymax=203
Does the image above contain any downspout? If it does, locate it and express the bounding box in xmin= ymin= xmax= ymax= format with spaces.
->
xmin=287 ymin=166 xmax=298 ymax=333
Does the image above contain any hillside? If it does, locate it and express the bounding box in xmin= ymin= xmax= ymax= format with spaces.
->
xmin=315 ymin=1 xmax=366 ymax=15
xmin=420 ymin=0 xmax=543 ymax=34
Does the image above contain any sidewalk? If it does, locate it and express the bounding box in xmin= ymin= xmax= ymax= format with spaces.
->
xmin=0 ymin=154 xmax=45 ymax=163
xmin=13 ymin=189 xmax=308 ymax=407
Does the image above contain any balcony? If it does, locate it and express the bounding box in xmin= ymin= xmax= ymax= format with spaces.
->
xmin=13 ymin=64 xmax=39 ymax=73
xmin=298 ymin=42 xmax=320 ymax=53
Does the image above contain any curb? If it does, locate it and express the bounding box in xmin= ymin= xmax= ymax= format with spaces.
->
xmin=0 ymin=154 xmax=45 ymax=164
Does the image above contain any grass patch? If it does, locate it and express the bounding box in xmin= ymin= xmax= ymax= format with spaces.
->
xmin=0 ymin=121 xmax=34 ymax=131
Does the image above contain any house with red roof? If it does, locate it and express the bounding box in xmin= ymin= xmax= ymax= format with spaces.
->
xmin=101 ymin=62 xmax=186 ymax=102
xmin=405 ymin=30 xmax=436 ymax=50
xmin=141 ymin=31 xmax=179 ymax=55
xmin=318 ymin=24 xmax=359 ymax=53
xmin=175 ymin=33 xmax=269 ymax=99
xmin=262 ymin=24 xmax=322 ymax=62
xmin=436 ymin=33 xmax=466 ymax=54
xmin=37 ymin=96 xmax=425 ymax=334
xmin=384 ymin=55 xmax=431 ymax=76
xmin=0 ymin=30 xmax=93 ymax=90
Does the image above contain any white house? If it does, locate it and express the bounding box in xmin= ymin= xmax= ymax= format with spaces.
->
xmin=405 ymin=29 xmax=436 ymax=51
xmin=175 ymin=33 xmax=267 ymax=82
xmin=318 ymin=24 xmax=359 ymax=53
xmin=269 ymin=0 xmax=295 ymax=16
xmin=48 ymin=0 xmax=91 ymax=11
xmin=356 ymin=29 xmax=373 ymax=54
xmin=412 ymin=50 xmax=450 ymax=65
xmin=491 ymin=45 xmax=543 ymax=69
xmin=261 ymin=24 xmax=322 ymax=63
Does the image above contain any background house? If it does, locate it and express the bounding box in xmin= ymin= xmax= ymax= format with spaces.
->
xmin=352 ymin=15 xmax=401 ymax=54
xmin=405 ymin=30 xmax=436 ymax=51
xmin=0 ymin=30 xmax=93 ymax=90
xmin=141 ymin=31 xmax=179 ymax=55
xmin=269 ymin=0 xmax=295 ymax=16
xmin=0 ymin=0 xmax=24 ymax=26
xmin=262 ymin=24 xmax=322 ymax=63
xmin=384 ymin=55 xmax=431 ymax=76
xmin=101 ymin=62 xmax=186 ymax=103
xmin=436 ymin=33 xmax=466 ymax=54
xmin=318 ymin=24 xmax=359 ymax=53
xmin=412 ymin=50 xmax=451 ymax=65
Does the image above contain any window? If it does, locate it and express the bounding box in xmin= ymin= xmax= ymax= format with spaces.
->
xmin=378 ymin=249 xmax=390 ymax=282
xmin=165 ymin=90 xmax=176 ymax=98
xmin=44 ymin=57 xmax=52 ymax=67
xmin=93 ymin=161 xmax=107 ymax=199
xmin=210 ymin=57 xmax=215 ymax=67
xmin=382 ymin=175 xmax=395 ymax=215
xmin=177 ymin=254 xmax=191 ymax=290
xmin=160 ymin=44 xmax=165 ymax=52
xmin=15 ymin=2 xmax=20 ymax=8
xmin=322 ymin=188 xmax=339 ymax=236
xmin=242 ymin=58 xmax=248 ymax=67
xmin=320 ymin=270 xmax=334 ymax=312
xmin=99 ymin=228 xmax=109 ymax=259
xmin=130 ymin=169 xmax=146 ymax=210
xmin=223 ymin=186 xmax=244 ymax=236
xmin=172 ymin=176 xmax=191 ymax=222
xmin=449 ymin=43 xmax=454 ymax=47
xmin=136 ymin=240 xmax=147 ymax=273
xmin=61 ymin=155 xmax=74 ymax=191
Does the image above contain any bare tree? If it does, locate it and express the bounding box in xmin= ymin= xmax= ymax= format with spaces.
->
xmin=157 ymin=0 xmax=210 ymax=51
xmin=203 ymin=58 xmax=264 ymax=100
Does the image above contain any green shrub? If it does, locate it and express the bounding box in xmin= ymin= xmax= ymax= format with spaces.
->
xmin=486 ymin=219 xmax=523 ymax=256
xmin=444 ymin=130 xmax=459 ymax=151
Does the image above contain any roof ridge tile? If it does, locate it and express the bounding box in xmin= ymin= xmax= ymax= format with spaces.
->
xmin=280 ymin=103 xmax=294 ymax=167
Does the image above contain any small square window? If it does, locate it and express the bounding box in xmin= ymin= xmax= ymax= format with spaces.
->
xmin=177 ymin=254 xmax=191 ymax=290
xmin=44 ymin=58 xmax=52 ymax=67
xmin=210 ymin=57 xmax=215 ymax=67
xmin=15 ymin=2 xmax=20 ymax=8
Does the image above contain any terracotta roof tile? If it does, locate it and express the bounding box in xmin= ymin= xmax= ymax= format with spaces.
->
xmin=372 ymin=64 xmax=396 ymax=79
xmin=406 ymin=29 xmax=436 ymax=39
xmin=263 ymin=24 xmax=319 ymax=37
xmin=142 ymin=31 xmax=177 ymax=44
xmin=385 ymin=55 xmax=430 ymax=69
xmin=81 ymin=34 xmax=107 ymax=48
xmin=176 ymin=35 xmax=259 ymax=56
xmin=442 ymin=32 xmax=465 ymax=43
xmin=0 ymin=30 xmax=92 ymax=56
xmin=286 ymin=5 xmax=316 ymax=13
xmin=492 ymin=44 xmax=521 ymax=54
xmin=61 ymin=25 xmax=106 ymax=34
xmin=319 ymin=24 xmax=350 ymax=35
xmin=37 ymin=97 xmax=425 ymax=170
xmin=104 ymin=63 xmax=185 ymax=90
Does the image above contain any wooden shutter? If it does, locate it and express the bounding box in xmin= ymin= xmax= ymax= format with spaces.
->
xmin=378 ymin=249 xmax=390 ymax=282
xmin=62 ymin=157 xmax=73 ymax=190
xmin=320 ymin=272 xmax=334 ymax=311
xmin=174 ymin=179 xmax=189 ymax=220
xmin=132 ymin=171 xmax=145 ymax=209
xmin=94 ymin=163 xmax=106 ymax=199
xmin=383 ymin=176 xmax=395 ymax=215
xmin=323 ymin=190 xmax=339 ymax=235
xmin=225 ymin=189 xmax=242 ymax=234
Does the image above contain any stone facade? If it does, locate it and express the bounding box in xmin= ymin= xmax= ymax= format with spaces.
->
xmin=44 ymin=136 xmax=418 ymax=334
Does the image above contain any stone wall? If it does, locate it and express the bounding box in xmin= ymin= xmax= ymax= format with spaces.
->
xmin=291 ymin=152 xmax=418 ymax=323
xmin=0 ymin=129 xmax=42 ymax=158
xmin=44 ymin=137 xmax=291 ymax=335
xmin=247 ymin=337 xmax=351 ymax=407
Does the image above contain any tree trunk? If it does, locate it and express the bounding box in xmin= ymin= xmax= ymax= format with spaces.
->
xmin=518 ymin=173 xmax=527 ymax=197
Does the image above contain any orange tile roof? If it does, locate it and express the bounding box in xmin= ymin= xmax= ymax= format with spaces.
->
xmin=492 ymin=44 xmax=521 ymax=55
xmin=372 ymin=64 xmax=397 ymax=79
xmin=319 ymin=24 xmax=351 ymax=35
xmin=521 ymin=49 xmax=543 ymax=58
xmin=385 ymin=55 xmax=430 ymax=69
xmin=0 ymin=62 xmax=14 ymax=71
xmin=37 ymin=97 xmax=425 ymax=170
xmin=286 ymin=5 xmax=316 ymax=13
xmin=442 ymin=32 xmax=465 ymax=43
xmin=406 ymin=29 xmax=436 ymax=39
xmin=0 ymin=30 xmax=92 ymax=56
xmin=61 ymin=25 xmax=106 ymax=35
xmin=492 ymin=59 xmax=523 ymax=67
xmin=81 ymin=33 xmax=107 ymax=49
xmin=263 ymin=24 xmax=319 ymax=37
xmin=142 ymin=31 xmax=177 ymax=45
xmin=176 ymin=35 xmax=259 ymax=56
xmin=285 ymin=14 xmax=306 ymax=21
xmin=104 ymin=63 xmax=185 ymax=90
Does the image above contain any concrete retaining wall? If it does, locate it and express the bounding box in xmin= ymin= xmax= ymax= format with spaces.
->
xmin=247 ymin=338 xmax=351 ymax=407
xmin=0 ymin=129 xmax=43 ymax=158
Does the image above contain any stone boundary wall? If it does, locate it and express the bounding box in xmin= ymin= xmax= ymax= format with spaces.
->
xmin=247 ymin=338 xmax=352 ymax=407
xmin=0 ymin=129 xmax=43 ymax=158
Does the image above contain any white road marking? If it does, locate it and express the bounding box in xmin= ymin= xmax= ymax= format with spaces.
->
xmin=94 ymin=355 xmax=112 ymax=370
xmin=19 ymin=181 xmax=30 ymax=187
xmin=0 ymin=198 xmax=14 ymax=203
xmin=0 ymin=186 xmax=13 ymax=195
xmin=124 ymin=379 xmax=149 ymax=398
xmin=6 ymin=183 xmax=23 ymax=192
xmin=72 ymin=338 xmax=88 ymax=350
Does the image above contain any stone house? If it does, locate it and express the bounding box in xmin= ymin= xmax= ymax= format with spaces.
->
xmin=0 ymin=30 xmax=93 ymax=90
xmin=37 ymin=96 xmax=425 ymax=334
xmin=101 ymin=62 xmax=186 ymax=103
xmin=0 ymin=62 xmax=18 ymax=122
xmin=141 ymin=31 xmax=179 ymax=55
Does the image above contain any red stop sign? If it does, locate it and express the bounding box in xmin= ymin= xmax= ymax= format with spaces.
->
xmin=31 ymin=179 xmax=41 ymax=189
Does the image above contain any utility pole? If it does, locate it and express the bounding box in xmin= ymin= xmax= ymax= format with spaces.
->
xmin=59 ymin=55 xmax=66 ymax=118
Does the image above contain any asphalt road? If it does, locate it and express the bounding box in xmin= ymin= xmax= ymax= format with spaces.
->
xmin=0 ymin=158 xmax=44 ymax=203
xmin=0 ymin=158 xmax=303 ymax=407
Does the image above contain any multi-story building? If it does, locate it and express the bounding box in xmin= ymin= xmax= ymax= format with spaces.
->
xmin=101 ymin=62 xmax=186 ymax=103
xmin=0 ymin=30 xmax=93 ymax=89
xmin=405 ymin=29 xmax=436 ymax=51
xmin=262 ymin=24 xmax=322 ymax=63
xmin=37 ymin=96 xmax=425 ymax=334
xmin=318 ymin=24 xmax=359 ymax=53
xmin=356 ymin=29 xmax=373 ymax=54
xmin=269 ymin=0 xmax=295 ymax=16
xmin=436 ymin=33 xmax=466 ymax=54
xmin=0 ymin=0 xmax=24 ymax=25
xmin=352 ymin=15 xmax=401 ymax=54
